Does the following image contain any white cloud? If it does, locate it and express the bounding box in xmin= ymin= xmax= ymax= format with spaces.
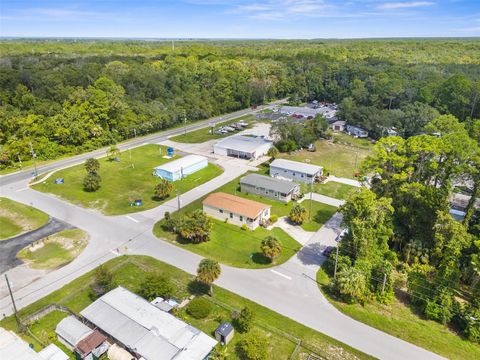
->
xmin=378 ymin=1 xmax=435 ymax=10
xmin=30 ymin=8 xmax=99 ymax=17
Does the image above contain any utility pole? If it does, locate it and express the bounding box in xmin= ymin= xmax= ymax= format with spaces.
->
xmin=176 ymin=190 xmax=181 ymax=210
xmin=29 ymin=141 xmax=38 ymax=177
xmin=183 ymin=110 xmax=187 ymax=135
xmin=333 ymin=245 xmax=339 ymax=279
xmin=133 ymin=128 xmax=137 ymax=138
xmin=5 ymin=274 xmax=21 ymax=329
xmin=172 ymin=39 xmax=175 ymax=53
xmin=17 ymin=154 xmax=22 ymax=169
xmin=309 ymin=181 xmax=313 ymax=220
xmin=381 ymin=272 xmax=387 ymax=294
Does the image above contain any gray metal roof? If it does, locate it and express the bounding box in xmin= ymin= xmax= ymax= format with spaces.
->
xmin=240 ymin=173 xmax=298 ymax=194
xmin=214 ymin=135 xmax=271 ymax=153
xmin=270 ymin=159 xmax=322 ymax=175
xmin=215 ymin=322 xmax=234 ymax=337
xmin=55 ymin=316 xmax=93 ymax=347
xmin=0 ymin=327 xmax=44 ymax=360
xmin=80 ymin=287 xmax=217 ymax=360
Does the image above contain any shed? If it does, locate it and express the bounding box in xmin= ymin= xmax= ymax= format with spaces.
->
xmin=154 ymin=155 xmax=208 ymax=181
xmin=0 ymin=327 xmax=43 ymax=360
xmin=38 ymin=344 xmax=69 ymax=360
xmin=75 ymin=330 xmax=108 ymax=359
xmin=55 ymin=316 xmax=93 ymax=351
xmin=330 ymin=120 xmax=346 ymax=132
xmin=214 ymin=322 xmax=234 ymax=345
xmin=213 ymin=135 xmax=272 ymax=160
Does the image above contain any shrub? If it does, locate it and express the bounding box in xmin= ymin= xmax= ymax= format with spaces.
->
xmin=186 ymin=297 xmax=212 ymax=319
xmin=333 ymin=267 xmax=368 ymax=303
xmin=178 ymin=210 xmax=212 ymax=243
xmin=260 ymin=236 xmax=282 ymax=263
xmin=241 ymin=224 xmax=248 ymax=231
xmin=269 ymin=214 xmax=278 ymax=223
xmin=154 ymin=178 xmax=173 ymax=200
xmin=424 ymin=288 xmax=456 ymax=325
xmin=237 ymin=329 xmax=269 ymax=360
xmin=324 ymin=254 xmax=351 ymax=276
xmin=139 ymin=274 xmax=175 ymax=301
xmin=90 ymin=265 xmax=116 ymax=297
xmin=235 ymin=306 xmax=254 ymax=333
xmin=289 ymin=204 xmax=308 ymax=225
xmin=85 ymin=157 xmax=100 ymax=174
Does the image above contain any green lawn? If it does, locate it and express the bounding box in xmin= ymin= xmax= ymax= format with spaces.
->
xmin=212 ymin=172 xmax=338 ymax=232
xmin=0 ymin=197 xmax=49 ymax=240
xmin=309 ymin=181 xmax=357 ymax=200
xmin=32 ymin=145 xmax=223 ymax=215
xmin=279 ymin=133 xmax=372 ymax=179
xmin=170 ymin=115 xmax=254 ymax=143
xmin=316 ymin=267 xmax=480 ymax=360
xmin=0 ymin=256 xmax=372 ymax=360
xmin=17 ymin=229 xmax=88 ymax=269
xmin=155 ymin=218 xmax=301 ymax=268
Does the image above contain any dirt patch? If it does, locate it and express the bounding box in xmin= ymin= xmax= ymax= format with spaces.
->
xmin=0 ymin=208 xmax=36 ymax=232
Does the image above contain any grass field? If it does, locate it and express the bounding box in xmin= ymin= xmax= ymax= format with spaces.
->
xmin=155 ymin=218 xmax=301 ymax=268
xmin=0 ymin=256 xmax=372 ymax=360
xmin=316 ymin=267 xmax=480 ymax=360
xmin=17 ymin=229 xmax=88 ymax=269
xmin=310 ymin=181 xmax=357 ymax=200
xmin=170 ymin=115 xmax=254 ymax=143
xmin=32 ymin=145 xmax=223 ymax=215
xmin=279 ymin=133 xmax=372 ymax=179
xmin=0 ymin=197 xmax=49 ymax=240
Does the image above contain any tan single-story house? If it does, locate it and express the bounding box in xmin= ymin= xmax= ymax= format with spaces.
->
xmin=202 ymin=192 xmax=271 ymax=229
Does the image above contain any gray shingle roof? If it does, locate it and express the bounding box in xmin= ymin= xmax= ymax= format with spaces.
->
xmin=240 ymin=173 xmax=298 ymax=194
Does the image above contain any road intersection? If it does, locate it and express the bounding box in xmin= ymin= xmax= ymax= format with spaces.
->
xmin=0 ymin=107 xmax=445 ymax=360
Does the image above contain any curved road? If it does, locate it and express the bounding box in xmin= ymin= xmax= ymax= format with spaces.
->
xmin=0 ymin=105 xmax=445 ymax=360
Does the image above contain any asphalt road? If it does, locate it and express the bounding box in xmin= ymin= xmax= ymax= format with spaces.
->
xmin=0 ymin=218 xmax=74 ymax=273
xmin=0 ymin=102 xmax=446 ymax=360
xmin=0 ymin=100 xmax=285 ymax=187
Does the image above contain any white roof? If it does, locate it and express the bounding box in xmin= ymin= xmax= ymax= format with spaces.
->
xmin=55 ymin=316 xmax=93 ymax=347
xmin=38 ymin=344 xmax=69 ymax=360
xmin=154 ymin=155 xmax=207 ymax=174
xmin=270 ymin=159 xmax=322 ymax=175
xmin=215 ymin=135 xmax=271 ymax=153
xmin=0 ymin=327 xmax=43 ymax=360
xmin=81 ymin=287 xmax=217 ymax=360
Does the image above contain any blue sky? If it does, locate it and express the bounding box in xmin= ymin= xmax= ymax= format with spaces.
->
xmin=1 ymin=1 xmax=479 ymax=38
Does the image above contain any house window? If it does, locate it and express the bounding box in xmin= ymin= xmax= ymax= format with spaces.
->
xmin=301 ymin=174 xmax=304 ymax=178
xmin=240 ymin=216 xmax=243 ymax=221
xmin=230 ymin=213 xmax=233 ymax=219
xmin=293 ymin=172 xmax=296 ymax=176
xmin=219 ymin=209 xmax=224 ymax=213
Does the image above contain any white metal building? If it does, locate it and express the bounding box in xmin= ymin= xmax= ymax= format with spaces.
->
xmin=270 ymin=159 xmax=323 ymax=183
xmin=80 ymin=286 xmax=217 ymax=360
xmin=38 ymin=344 xmax=69 ymax=360
xmin=55 ymin=315 xmax=93 ymax=351
xmin=213 ymin=135 xmax=272 ymax=160
xmin=0 ymin=327 xmax=44 ymax=360
xmin=154 ymin=155 xmax=208 ymax=181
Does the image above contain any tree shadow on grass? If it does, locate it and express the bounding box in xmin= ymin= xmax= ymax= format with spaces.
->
xmin=251 ymin=252 xmax=271 ymax=265
xmin=188 ymin=280 xmax=210 ymax=296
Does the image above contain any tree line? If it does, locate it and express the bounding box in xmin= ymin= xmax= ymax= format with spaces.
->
xmin=1 ymin=39 xmax=480 ymax=168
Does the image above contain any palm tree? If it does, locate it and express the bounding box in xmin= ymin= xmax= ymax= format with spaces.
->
xmin=289 ymin=204 xmax=308 ymax=225
xmin=267 ymin=146 xmax=279 ymax=160
xmin=260 ymin=236 xmax=282 ymax=263
xmin=107 ymin=145 xmax=120 ymax=161
xmin=196 ymin=258 xmax=221 ymax=295
xmin=334 ymin=267 xmax=367 ymax=303
xmin=85 ymin=157 xmax=100 ymax=174
xmin=154 ymin=178 xmax=174 ymax=200
xmin=83 ymin=172 xmax=101 ymax=192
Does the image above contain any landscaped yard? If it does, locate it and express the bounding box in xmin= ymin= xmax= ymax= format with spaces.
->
xmin=155 ymin=218 xmax=301 ymax=268
xmin=17 ymin=229 xmax=89 ymax=269
xmin=0 ymin=256 xmax=372 ymax=360
xmin=170 ymin=115 xmax=254 ymax=143
xmin=0 ymin=197 xmax=49 ymax=240
xmin=316 ymin=267 xmax=480 ymax=360
xmin=32 ymin=145 xmax=223 ymax=215
xmin=310 ymin=181 xmax=358 ymax=200
xmin=279 ymin=133 xmax=372 ymax=179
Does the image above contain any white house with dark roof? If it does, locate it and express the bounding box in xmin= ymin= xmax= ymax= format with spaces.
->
xmin=270 ymin=159 xmax=323 ymax=183
xmin=240 ymin=173 xmax=300 ymax=203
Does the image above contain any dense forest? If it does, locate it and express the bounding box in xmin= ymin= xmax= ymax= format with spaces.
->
xmin=1 ymin=39 xmax=480 ymax=168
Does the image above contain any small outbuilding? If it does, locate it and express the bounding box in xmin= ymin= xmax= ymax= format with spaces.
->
xmin=38 ymin=344 xmax=69 ymax=360
xmin=214 ymin=322 xmax=234 ymax=345
xmin=240 ymin=173 xmax=300 ymax=203
xmin=270 ymin=159 xmax=323 ymax=183
xmin=346 ymin=125 xmax=368 ymax=138
xmin=154 ymin=155 xmax=208 ymax=181
xmin=55 ymin=316 xmax=93 ymax=351
xmin=213 ymin=135 xmax=272 ymax=160
xmin=330 ymin=120 xmax=346 ymax=132
xmin=74 ymin=330 xmax=108 ymax=359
